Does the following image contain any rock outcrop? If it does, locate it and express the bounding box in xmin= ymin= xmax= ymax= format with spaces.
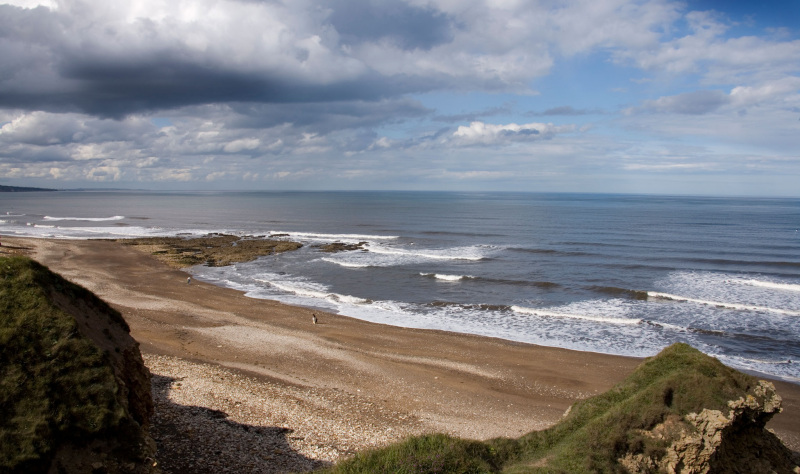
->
xmin=622 ymin=379 xmax=799 ymax=473
xmin=316 ymin=241 xmax=368 ymax=253
xmin=121 ymin=234 xmax=303 ymax=268
xmin=0 ymin=256 xmax=158 ymax=474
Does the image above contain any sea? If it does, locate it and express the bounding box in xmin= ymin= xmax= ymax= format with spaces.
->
xmin=2 ymin=190 xmax=799 ymax=381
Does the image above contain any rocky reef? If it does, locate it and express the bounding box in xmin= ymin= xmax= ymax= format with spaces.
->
xmin=315 ymin=241 xmax=368 ymax=253
xmin=0 ymin=256 xmax=157 ymax=474
xmin=120 ymin=234 xmax=302 ymax=268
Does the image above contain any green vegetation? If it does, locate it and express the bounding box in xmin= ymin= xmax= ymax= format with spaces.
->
xmin=326 ymin=434 xmax=514 ymax=474
xmin=323 ymin=343 xmax=761 ymax=473
xmin=508 ymin=342 xmax=757 ymax=472
xmin=0 ymin=256 xmax=129 ymax=473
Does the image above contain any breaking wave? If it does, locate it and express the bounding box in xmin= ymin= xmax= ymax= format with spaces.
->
xmin=44 ymin=215 xmax=125 ymax=221
xmin=420 ymin=273 xmax=474 ymax=281
xmin=647 ymin=291 xmax=800 ymax=316
xmin=511 ymin=306 xmax=643 ymax=325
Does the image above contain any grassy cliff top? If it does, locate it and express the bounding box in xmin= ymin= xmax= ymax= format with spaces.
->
xmin=324 ymin=343 xmax=790 ymax=473
xmin=0 ymin=256 xmax=142 ymax=473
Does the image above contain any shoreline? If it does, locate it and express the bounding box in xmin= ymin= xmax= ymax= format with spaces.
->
xmin=3 ymin=236 xmax=799 ymax=468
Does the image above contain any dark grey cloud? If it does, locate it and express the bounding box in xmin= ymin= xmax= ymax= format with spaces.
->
xmin=0 ymin=3 xmax=446 ymax=118
xmin=327 ymin=0 xmax=455 ymax=51
xmin=5 ymin=54 xmax=436 ymax=118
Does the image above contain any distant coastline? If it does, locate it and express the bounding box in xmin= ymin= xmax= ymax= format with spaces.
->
xmin=0 ymin=185 xmax=58 ymax=192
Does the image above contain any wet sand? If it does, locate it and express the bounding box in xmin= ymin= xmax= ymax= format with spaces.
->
xmin=3 ymin=236 xmax=798 ymax=468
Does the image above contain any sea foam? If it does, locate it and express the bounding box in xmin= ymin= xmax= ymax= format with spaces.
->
xmin=739 ymin=279 xmax=800 ymax=293
xmin=420 ymin=273 xmax=474 ymax=281
xmin=44 ymin=215 xmax=125 ymax=221
xmin=511 ymin=305 xmax=642 ymax=325
xmin=647 ymin=291 xmax=800 ymax=316
xmin=272 ymin=231 xmax=398 ymax=242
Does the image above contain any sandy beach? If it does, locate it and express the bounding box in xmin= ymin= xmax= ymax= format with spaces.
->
xmin=3 ymin=236 xmax=799 ymax=472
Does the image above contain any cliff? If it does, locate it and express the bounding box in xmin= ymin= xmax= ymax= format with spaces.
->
xmin=327 ymin=343 xmax=800 ymax=473
xmin=0 ymin=256 xmax=157 ymax=474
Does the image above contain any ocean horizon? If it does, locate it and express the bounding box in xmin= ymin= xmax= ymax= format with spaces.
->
xmin=2 ymin=190 xmax=799 ymax=382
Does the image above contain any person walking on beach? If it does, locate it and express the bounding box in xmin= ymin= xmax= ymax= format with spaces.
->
xmin=187 ymin=276 xmax=191 ymax=285
xmin=312 ymin=313 xmax=318 ymax=324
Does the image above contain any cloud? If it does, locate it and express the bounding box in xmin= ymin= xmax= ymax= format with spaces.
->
xmin=0 ymin=0 xmax=690 ymax=117
xmin=622 ymin=162 xmax=716 ymax=172
xmin=729 ymin=77 xmax=800 ymax=108
xmin=627 ymin=76 xmax=800 ymax=116
xmin=222 ymin=138 xmax=260 ymax=154
xmin=614 ymin=10 xmax=800 ymax=84
xmin=0 ymin=1 xmax=387 ymax=116
xmin=326 ymin=0 xmax=455 ymax=51
xmin=637 ymin=90 xmax=730 ymax=114
xmin=449 ymin=121 xmax=576 ymax=146
xmin=535 ymin=106 xmax=604 ymax=116
xmin=1 ymin=1 xmax=798 ymax=195
xmin=433 ymin=104 xmax=513 ymax=123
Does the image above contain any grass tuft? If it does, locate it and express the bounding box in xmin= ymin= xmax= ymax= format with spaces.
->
xmin=322 ymin=433 xmax=507 ymax=474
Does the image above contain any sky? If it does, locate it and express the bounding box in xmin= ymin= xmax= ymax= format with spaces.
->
xmin=0 ymin=0 xmax=798 ymax=196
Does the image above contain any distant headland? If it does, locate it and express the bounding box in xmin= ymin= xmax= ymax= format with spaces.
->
xmin=0 ymin=184 xmax=58 ymax=192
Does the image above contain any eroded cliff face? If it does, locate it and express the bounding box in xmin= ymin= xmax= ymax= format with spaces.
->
xmin=46 ymin=280 xmax=158 ymax=474
xmin=621 ymin=380 xmax=800 ymax=474
xmin=0 ymin=257 xmax=158 ymax=474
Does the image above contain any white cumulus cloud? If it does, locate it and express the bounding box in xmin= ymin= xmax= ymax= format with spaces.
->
xmin=450 ymin=121 xmax=576 ymax=146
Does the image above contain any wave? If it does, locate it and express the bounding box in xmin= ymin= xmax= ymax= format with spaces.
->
xmin=662 ymin=257 xmax=800 ymax=270
xmin=647 ymin=291 xmax=800 ymax=316
xmin=510 ymin=306 xmax=642 ymax=325
xmin=420 ymin=273 xmax=474 ymax=281
xmin=320 ymin=244 xmax=489 ymax=267
xmin=738 ymin=279 xmax=800 ymax=293
xmin=43 ymin=215 xmax=125 ymax=221
xmin=421 ymin=230 xmax=505 ymax=238
xmin=420 ymin=274 xmax=559 ymax=289
xmin=259 ymin=280 xmax=371 ymax=305
xmin=642 ymin=320 xmax=687 ymax=332
xmin=366 ymin=244 xmax=486 ymax=261
xmin=320 ymin=257 xmax=372 ymax=268
xmin=507 ymin=247 xmax=589 ymax=257
xmin=475 ymin=278 xmax=560 ymax=289
xmin=429 ymin=301 xmax=513 ymax=312
xmin=272 ymin=231 xmax=398 ymax=242
xmin=589 ymin=286 xmax=650 ymax=300
xmin=735 ymin=356 xmax=795 ymax=365
xmin=683 ymin=326 xmax=798 ymax=347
